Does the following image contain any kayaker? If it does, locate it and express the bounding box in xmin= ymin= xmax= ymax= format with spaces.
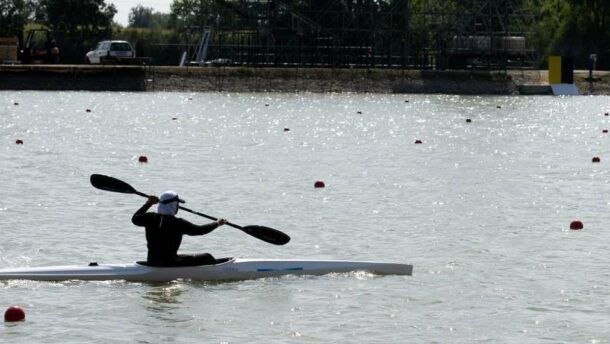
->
xmin=132 ymin=190 xmax=226 ymax=267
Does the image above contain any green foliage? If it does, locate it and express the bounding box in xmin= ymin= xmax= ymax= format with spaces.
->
xmin=529 ymin=0 xmax=610 ymax=67
xmin=33 ymin=0 xmax=117 ymax=63
xmin=169 ymin=0 xmax=236 ymax=32
xmin=408 ymin=0 xmax=461 ymax=49
xmin=35 ymin=0 xmax=116 ymax=34
xmin=0 ymin=0 xmax=33 ymax=39
xmin=4 ymin=0 xmax=610 ymax=68
xmin=129 ymin=4 xmax=170 ymax=29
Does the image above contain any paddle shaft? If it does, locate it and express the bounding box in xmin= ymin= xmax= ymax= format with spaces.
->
xmin=134 ymin=191 xmax=244 ymax=231
xmin=90 ymin=174 xmax=290 ymax=245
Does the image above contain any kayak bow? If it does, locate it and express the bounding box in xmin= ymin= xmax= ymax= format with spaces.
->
xmin=0 ymin=258 xmax=413 ymax=282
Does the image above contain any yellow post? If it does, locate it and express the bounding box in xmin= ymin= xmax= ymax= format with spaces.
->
xmin=548 ymin=56 xmax=562 ymax=84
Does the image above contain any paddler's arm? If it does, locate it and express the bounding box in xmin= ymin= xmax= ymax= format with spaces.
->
xmin=182 ymin=218 xmax=227 ymax=236
xmin=132 ymin=195 xmax=159 ymax=226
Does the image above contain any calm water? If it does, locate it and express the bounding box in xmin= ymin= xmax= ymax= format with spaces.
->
xmin=1 ymin=91 xmax=609 ymax=343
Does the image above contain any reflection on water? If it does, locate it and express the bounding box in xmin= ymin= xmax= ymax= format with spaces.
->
xmin=142 ymin=282 xmax=186 ymax=318
xmin=139 ymin=281 xmax=241 ymax=324
xmin=142 ymin=282 xmax=190 ymax=323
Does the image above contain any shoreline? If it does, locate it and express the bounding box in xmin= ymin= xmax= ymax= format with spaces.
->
xmin=2 ymin=65 xmax=610 ymax=94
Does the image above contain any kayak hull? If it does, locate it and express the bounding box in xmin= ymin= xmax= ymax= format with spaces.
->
xmin=0 ymin=258 xmax=412 ymax=282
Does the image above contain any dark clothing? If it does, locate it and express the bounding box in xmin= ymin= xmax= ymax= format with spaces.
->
xmin=132 ymin=202 xmax=219 ymax=267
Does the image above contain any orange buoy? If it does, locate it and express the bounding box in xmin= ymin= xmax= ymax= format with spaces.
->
xmin=4 ymin=306 xmax=25 ymax=322
xmin=569 ymin=220 xmax=583 ymax=230
xmin=592 ymin=156 xmax=601 ymax=163
xmin=314 ymin=181 xmax=325 ymax=188
xmin=414 ymin=139 xmax=422 ymax=144
xmin=138 ymin=155 xmax=148 ymax=163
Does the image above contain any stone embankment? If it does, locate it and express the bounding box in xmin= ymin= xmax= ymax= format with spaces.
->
xmin=1 ymin=64 xmax=610 ymax=94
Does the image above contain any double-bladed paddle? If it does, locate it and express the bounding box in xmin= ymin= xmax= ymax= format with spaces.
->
xmin=90 ymin=174 xmax=290 ymax=245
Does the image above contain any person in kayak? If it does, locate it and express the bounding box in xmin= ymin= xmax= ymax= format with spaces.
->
xmin=132 ymin=190 xmax=226 ymax=267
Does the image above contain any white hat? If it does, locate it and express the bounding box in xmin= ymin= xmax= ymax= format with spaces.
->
xmin=157 ymin=190 xmax=184 ymax=215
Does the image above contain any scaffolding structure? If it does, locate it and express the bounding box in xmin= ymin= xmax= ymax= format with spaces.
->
xmin=436 ymin=0 xmax=539 ymax=69
xmin=185 ymin=0 xmax=538 ymax=69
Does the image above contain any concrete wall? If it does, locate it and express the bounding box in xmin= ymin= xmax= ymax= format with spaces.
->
xmin=146 ymin=67 xmax=515 ymax=94
xmin=0 ymin=65 xmax=146 ymax=91
xmin=2 ymin=65 xmax=607 ymax=95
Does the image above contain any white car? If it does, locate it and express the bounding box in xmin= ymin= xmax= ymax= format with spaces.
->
xmin=85 ymin=40 xmax=135 ymax=64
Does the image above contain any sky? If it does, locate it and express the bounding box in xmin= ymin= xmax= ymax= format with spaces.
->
xmin=109 ymin=0 xmax=171 ymax=26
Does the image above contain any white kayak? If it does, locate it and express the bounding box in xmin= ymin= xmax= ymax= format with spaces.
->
xmin=0 ymin=258 xmax=413 ymax=282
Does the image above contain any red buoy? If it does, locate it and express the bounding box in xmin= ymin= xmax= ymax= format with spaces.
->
xmin=4 ymin=306 xmax=25 ymax=322
xmin=314 ymin=181 xmax=325 ymax=188
xmin=283 ymin=128 xmax=290 ymax=132
xmin=605 ymin=113 xmax=609 ymax=116
xmin=414 ymin=139 xmax=422 ymax=144
xmin=603 ymin=129 xmax=608 ymax=133
xmin=592 ymin=156 xmax=601 ymax=163
xmin=138 ymin=155 xmax=148 ymax=163
xmin=569 ymin=220 xmax=583 ymax=230
xmin=15 ymin=139 xmax=23 ymax=145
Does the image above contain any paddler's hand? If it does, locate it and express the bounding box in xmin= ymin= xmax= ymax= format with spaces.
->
xmin=217 ymin=218 xmax=227 ymax=226
xmin=146 ymin=195 xmax=159 ymax=205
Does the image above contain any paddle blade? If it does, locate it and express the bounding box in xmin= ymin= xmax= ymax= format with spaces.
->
xmin=240 ymin=225 xmax=290 ymax=245
xmin=90 ymin=174 xmax=138 ymax=194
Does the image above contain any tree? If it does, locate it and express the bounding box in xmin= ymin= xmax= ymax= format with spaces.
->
xmin=0 ymin=0 xmax=34 ymax=39
xmin=169 ymin=0 xmax=233 ymax=30
xmin=128 ymin=4 xmax=170 ymax=28
xmin=35 ymin=0 xmax=117 ymax=63
xmin=569 ymin=0 xmax=610 ymax=58
xmin=129 ymin=4 xmax=153 ymax=28
xmin=527 ymin=0 xmax=610 ymax=67
xmin=36 ymin=0 xmax=116 ymax=34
